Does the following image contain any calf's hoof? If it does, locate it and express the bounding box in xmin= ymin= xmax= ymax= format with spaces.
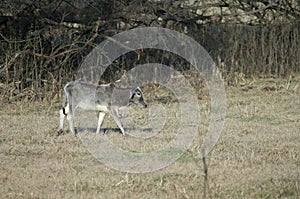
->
xmin=74 ymin=128 xmax=78 ymax=136
xmin=57 ymin=129 xmax=63 ymax=136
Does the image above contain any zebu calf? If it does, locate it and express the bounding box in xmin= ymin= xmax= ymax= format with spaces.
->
xmin=57 ymin=81 xmax=147 ymax=136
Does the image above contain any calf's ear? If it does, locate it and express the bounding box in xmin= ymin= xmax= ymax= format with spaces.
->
xmin=130 ymin=87 xmax=136 ymax=99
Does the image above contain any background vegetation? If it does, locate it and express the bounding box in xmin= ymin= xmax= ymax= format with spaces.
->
xmin=1 ymin=1 xmax=299 ymax=198
xmin=0 ymin=0 xmax=299 ymax=102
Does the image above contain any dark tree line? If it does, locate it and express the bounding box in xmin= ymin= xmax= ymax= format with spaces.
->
xmin=0 ymin=0 xmax=299 ymax=101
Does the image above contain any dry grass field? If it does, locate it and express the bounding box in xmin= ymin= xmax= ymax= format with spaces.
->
xmin=0 ymin=76 xmax=299 ymax=198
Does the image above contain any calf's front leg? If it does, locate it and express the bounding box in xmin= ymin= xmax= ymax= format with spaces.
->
xmin=110 ymin=107 xmax=125 ymax=135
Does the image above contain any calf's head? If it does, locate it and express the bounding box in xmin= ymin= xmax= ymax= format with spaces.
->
xmin=130 ymin=87 xmax=147 ymax=108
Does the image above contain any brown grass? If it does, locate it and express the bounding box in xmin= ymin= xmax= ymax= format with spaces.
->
xmin=0 ymin=75 xmax=299 ymax=198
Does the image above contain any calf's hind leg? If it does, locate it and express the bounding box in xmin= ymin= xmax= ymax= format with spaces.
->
xmin=96 ymin=112 xmax=106 ymax=134
xmin=58 ymin=103 xmax=78 ymax=136
xmin=57 ymin=108 xmax=65 ymax=136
